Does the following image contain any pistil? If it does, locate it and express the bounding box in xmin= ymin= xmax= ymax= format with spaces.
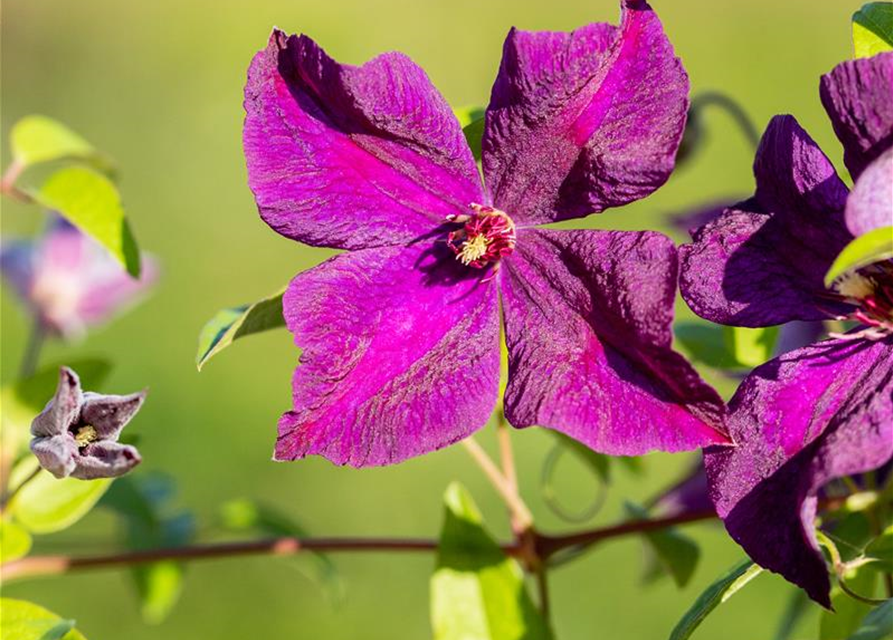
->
xmin=447 ymin=204 xmax=516 ymax=269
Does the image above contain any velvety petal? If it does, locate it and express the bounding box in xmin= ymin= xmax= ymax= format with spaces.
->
xmin=820 ymin=52 xmax=893 ymax=179
xmin=705 ymin=336 xmax=893 ymax=606
xmin=482 ymin=0 xmax=688 ymax=224
xmin=501 ymin=228 xmax=728 ymax=455
xmin=244 ymin=31 xmax=483 ymax=250
xmin=276 ymin=242 xmax=500 ymax=467
xmin=31 ymin=367 xmax=82 ymax=438
xmin=72 ymin=441 xmax=142 ymax=480
xmin=680 ymin=117 xmax=852 ymax=327
xmin=30 ymin=435 xmax=78 ymax=479
xmin=845 ymin=148 xmax=893 ymax=236
xmin=81 ymin=390 xmax=147 ymax=440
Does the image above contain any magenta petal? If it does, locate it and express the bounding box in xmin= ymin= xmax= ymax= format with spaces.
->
xmin=483 ymin=0 xmax=688 ymax=224
xmin=820 ymin=52 xmax=893 ymax=180
xmin=705 ymin=337 xmax=893 ymax=606
xmin=845 ymin=148 xmax=893 ymax=237
xmin=501 ymin=228 xmax=728 ymax=455
xmin=276 ymin=242 xmax=500 ymax=467
xmin=244 ymin=31 xmax=484 ymax=250
xmin=680 ymin=116 xmax=852 ymax=327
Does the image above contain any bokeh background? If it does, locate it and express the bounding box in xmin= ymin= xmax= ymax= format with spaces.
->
xmin=1 ymin=1 xmax=859 ymax=638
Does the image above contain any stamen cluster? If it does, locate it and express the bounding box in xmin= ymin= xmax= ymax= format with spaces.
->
xmin=447 ymin=204 xmax=517 ymax=269
xmin=832 ymin=262 xmax=893 ymax=339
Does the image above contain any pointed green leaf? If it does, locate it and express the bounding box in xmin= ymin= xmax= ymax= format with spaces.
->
xmin=0 ymin=518 xmax=33 ymax=563
xmin=29 ymin=166 xmax=141 ymax=277
xmin=10 ymin=116 xmax=95 ymax=169
xmin=431 ymin=482 xmax=550 ymax=640
xmin=0 ymin=599 xmax=87 ymax=640
xmin=627 ymin=503 xmax=700 ymax=588
xmin=853 ymin=3 xmax=893 ymax=58
xmin=825 ymin=226 xmax=893 ymax=286
xmin=195 ymin=288 xmax=286 ymax=370
xmin=669 ymin=559 xmax=763 ymax=640
xmin=10 ymin=462 xmax=112 ymax=534
xmin=865 ymin=525 xmax=893 ymax=573
xmin=848 ymin=599 xmax=893 ymax=640
xmin=453 ymin=106 xmax=486 ymax=162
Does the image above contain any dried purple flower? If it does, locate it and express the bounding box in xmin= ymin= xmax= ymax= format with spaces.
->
xmin=243 ymin=0 xmax=730 ymax=467
xmin=31 ymin=367 xmax=145 ymax=480
xmin=679 ymin=51 xmax=893 ymax=607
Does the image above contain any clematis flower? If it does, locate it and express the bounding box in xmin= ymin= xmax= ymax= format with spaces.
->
xmin=244 ymin=0 xmax=729 ymax=467
xmin=0 ymin=217 xmax=157 ymax=339
xmin=31 ymin=367 xmax=146 ymax=480
xmin=679 ymin=52 xmax=893 ymax=606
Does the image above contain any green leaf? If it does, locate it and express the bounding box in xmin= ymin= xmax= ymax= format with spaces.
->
xmin=626 ymin=503 xmax=700 ymax=588
xmin=853 ymin=3 xmax=893 ymax=58
xmin=0 ymin=598 xmax=87 ymax=640
xmin=865 ymin=525 xmax=893 ymax=573
xmin=453 ymin=106 xmax=486 ymax=162
xmin=10 ymin=464 xmax=112 ymax=534
xmin=669 ymin=559 xmax=763 ymax=640
xmin=848 ymin=599 xmax=893 ymax=640
xmin=101 ymin=475 xmax=194 ymax=624
xmin=825 ymin=226 xmax=893 ymax=287
xmin=821 ymin=563 xmax=877 ymax=639
xmin=723 ymin=326 xmax=779 ymax=368
xmin=0 ymin=518 xmax=33 ymax=563
xmin=29 ymin=166 xmax=141 ymax=277
xmin=219 ymin=498 xmax=344 ymax=605
xmin=10 ymin=116 xmax=96 ymax=169
xmin=196 ymin=288 xmax=286 ymax=370
xmin=431 ymin=482 xmax=550 ymax=640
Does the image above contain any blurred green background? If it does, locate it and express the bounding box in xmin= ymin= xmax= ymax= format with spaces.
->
xmin=1 ymin=0 xmax=858 ymax=638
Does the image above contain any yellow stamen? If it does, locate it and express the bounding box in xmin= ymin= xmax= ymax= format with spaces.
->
xmin=74 ymin=425 xmax=98 ymax=447
xmin=834 ymin=272 xmax=876 ymax=300
xmin=458 ymin=235 xmax=491 ymax=265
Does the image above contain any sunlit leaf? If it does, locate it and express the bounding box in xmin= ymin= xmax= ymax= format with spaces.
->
xmin=431 ymin=482 xmax=550 ymax=640
xmin=825 ymin=226 xmax=893 ymax=287
xmin=0 ymin=518 xmax=33 ymax=563
xmin=848 ymin=599 xmax=893 ymax=640
xmin=195 ymin=288 xmax=286 ymax=370
xmin=853 ymin=3 xmax=893 ymax=58
xmin=10 ymin=462 xmax=112 ymax=534
xmin=10 ymin=115 xmax=96 ymax=169
xmin=29 ymin=166 xmax=141 ymax=277
xmin=0 ymin=598 xmax=87 ymax=640
xmin=627 ymin=503 xmax=700 ymax=588
xmin=723 ymin=326 xmax=779 ymax=368
xmin=454 ymin=106 xmax=486 ymax=162
xmin=669 ymin=559 xmax=763 ymax=640
xmin=675 ymin=322 xmax=778 ymax=371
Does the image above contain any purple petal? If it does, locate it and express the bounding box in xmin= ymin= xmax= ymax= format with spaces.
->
xmin=501 ymin=228 xmax=728 ymax=455
xmin=0 ymin=240 xmax=36 ymax=299
xmin=244 ymin=31 xmax=483 ymax=250
xmin=81 ymin=390 xmax=147 ymax=439
xmin=820 ymin=52 xmax=893 ymax=180
xmin=483 ymin=0 xmax=688 ymax=224
xmin=680 ymin=117 xmax=852 ymax=327
xmin=705 ymin=336 xmax=893 ymax=606
xmin=72 ymin=441 xmax=142 ymax=480
xmin=30 ymin=435 xmax=78 ymax=479
xmin=845 ymin=148 xmax=893 ymax=237
xmin=276 ymin=242 xmax=500 ymax=467
xmin=31 ymin=367 xmax=83 ymax=438
xmin=76 ymin=254 xmax=159 ymax=327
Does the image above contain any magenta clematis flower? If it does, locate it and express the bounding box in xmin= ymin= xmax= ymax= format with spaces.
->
xmin=679 ymin=52 xmax=893 ymax=606
xmin=0 ymin=217 xmax=157 ymax=339
xmin=244 ymin=0 xmax=729 ymax=467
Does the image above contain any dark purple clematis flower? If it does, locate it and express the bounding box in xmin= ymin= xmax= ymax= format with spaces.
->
xmin=244 ymin=0 xmax=729 ymax=467
xmin=679 ymin=52 xmax=893 ymax=607
xmin=31 ymin=367 xmax=145 ymax=480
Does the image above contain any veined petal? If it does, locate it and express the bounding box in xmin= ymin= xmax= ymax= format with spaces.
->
xmin=501 ymin=228 xmax=728 ymax=455
xmin=244 ymin=31 xmax=483 ymax=250
xmin=72 ymin=441 xmax=142 ymax=480
xmin=680 ymin=117 xmax=852 ymax=327
xmin=705 ymin=336 xmax=893 ymax=607
xmin=81 ymin=391 xmax=147 ymax=440
xmin=276 ymin=242 xmax=500 ymax=467
xmin=820 ymin=52 xmax=893 ymax=180
xmin=31 ymin=367 xmax=82 ymax=438
xmin=845 ymin=148 xmax=893 ymax=237
xmin=482 ymin=0 xmax=688 ymax=224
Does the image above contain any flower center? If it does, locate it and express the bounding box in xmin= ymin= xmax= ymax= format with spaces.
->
xmin=447 ymin=204 xmax=516 ymax=269
xmin=831 ymin=262 xmax=893 ymax=339
xmin=73 ymin=425 xmax=98 ymax=447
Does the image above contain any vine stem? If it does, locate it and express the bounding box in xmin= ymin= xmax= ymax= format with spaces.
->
xmin=19 ymin=320 xmax=46 ymax=379
xmin=460 ymin=436 xmax=534 ymax=531
xmin=0 ymin=467 xmax=41 ymax=512
xmin=1 ymin=510 xmax=719 ymax=582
